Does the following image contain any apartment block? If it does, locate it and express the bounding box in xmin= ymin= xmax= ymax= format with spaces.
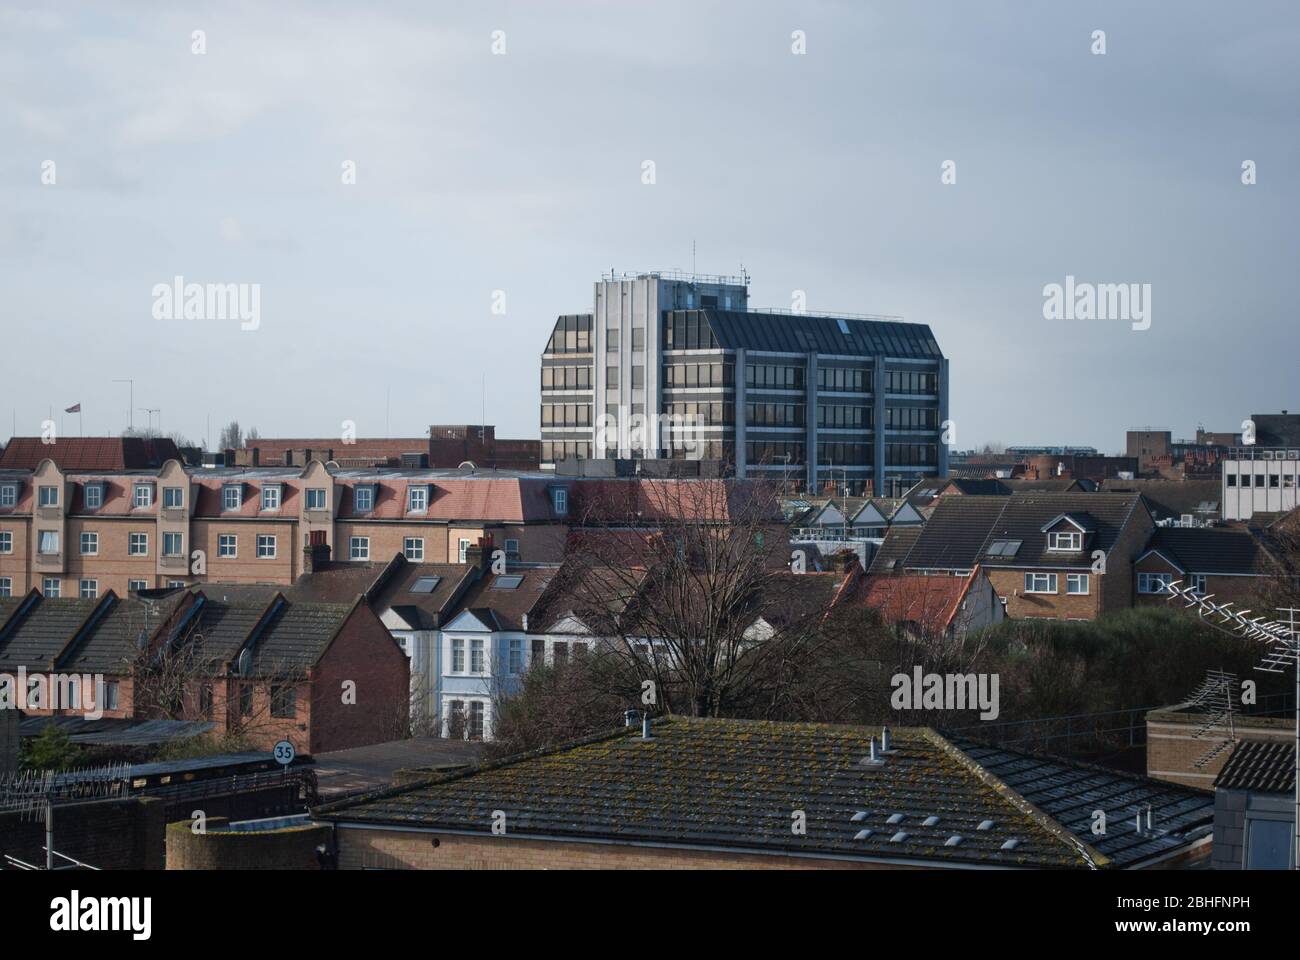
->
xmin=539 ymin=270 xmax=949 ymax=495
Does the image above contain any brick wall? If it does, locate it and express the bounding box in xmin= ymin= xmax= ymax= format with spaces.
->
xmin=166 ymin=818 xmax=330 ymax=869
xmin=985 ymin=568 xmax=1100 ymax=620
xmin=1146 ymin=708 xmax=1294 ymax=788
xmin=0 ymin=796 xmax=166 ymax=870
xmin=307 ymin=603 xmax=410 ymax=753
xmin=335 ymin=827 xmax=917 ymax=870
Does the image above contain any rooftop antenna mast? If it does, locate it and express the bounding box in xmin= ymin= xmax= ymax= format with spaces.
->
xmin=1165 ymin=581 xmax=1300 ymax=870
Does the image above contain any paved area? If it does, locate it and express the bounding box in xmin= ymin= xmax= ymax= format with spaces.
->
xmin=312 ymin=737 xmax=485 ymax=798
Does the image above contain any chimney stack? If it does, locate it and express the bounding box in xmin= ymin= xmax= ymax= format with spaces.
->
xmin=302 ymin=535 xmax=330 ymax=574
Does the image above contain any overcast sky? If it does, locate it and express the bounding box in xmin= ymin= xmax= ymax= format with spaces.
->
xmin=2 ymin=1 xmax=1297 ymax=453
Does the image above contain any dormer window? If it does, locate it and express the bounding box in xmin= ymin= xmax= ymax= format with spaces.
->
xmin=0 ymin=483 xmax=16 ymax=508
xmin=261 ymin=485 xmax=281 ymax=510
xmin=133 ymin=483 xmax=154 ymax=508
xmin=408 ymin=485 xmax=429 ymax=512
xmin=354 ymin=485 xmax=375 ymax=513
xmin=552 ymin=487 xmax=568 ymax=516
xmin=221 ymin=484 xmax=241 ymax=511
xmin=84 ymin=483 xmax=103 ymax=509
xmin=1047 ymin=531 xmax=1082 ymax=551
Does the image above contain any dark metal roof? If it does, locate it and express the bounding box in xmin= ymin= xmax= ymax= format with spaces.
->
xmin=1214 ymin=739 xmax=1295 ymax=793
xmin=674 ymin=309 xmax=943 ymax=359
xmin=1142 ymin=527 xmax=1275 ymax=576
xmin=952 ymin=738 xmax=1215 ymax=868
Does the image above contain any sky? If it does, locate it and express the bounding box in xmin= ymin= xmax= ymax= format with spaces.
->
xmin=2 ymin=0 xmax=1297 ymax=453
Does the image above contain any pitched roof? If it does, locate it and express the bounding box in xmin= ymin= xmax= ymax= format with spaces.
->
xmin=315 ymin=718 xmax=1209 ymax=869
xmin=1098 ymin=478 xmax=1221 ymax=523
xmin=1214 ymin=739 xmax=1295 ymax=793
xmin=0 ymin=595 xmax=102 ymax=670
xmin=445 ymin=570 xmax=556 ymax=632
xmin=1141 ymin=527 xmax=1276 ymax=576
xmin=58 ymin=592 xmax=189 ymax=675
xmin=845 ymin=570 xmax=975 ymax=635
xmin=677 ymin=309 xmax=943 ymax=359
xmin=867 ymin=525 xmax=922 ymax=573
xmin=0 ymin=436 xmax=181 ymax=471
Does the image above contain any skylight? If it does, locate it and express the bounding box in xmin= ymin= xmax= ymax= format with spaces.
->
xmin=410 ymin=576 xmax=441 ymax=594
xmin=986 ymin=540 xmax=1022 ymax=558
xmin=836 ymin=317 xmax=851 ymax=335
xmin=491 ymin=575 xmax=524 ymax=590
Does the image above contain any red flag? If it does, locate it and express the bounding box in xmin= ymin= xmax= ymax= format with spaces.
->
xmin=64 ymin=403 xmax=80 ymax=413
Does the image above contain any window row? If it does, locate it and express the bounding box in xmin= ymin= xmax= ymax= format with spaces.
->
xmin=606 ymin=328 xmax=646 ymax=352
xmin=746 ymin=441 xmax=805 ymax=465
xmin=666 ymin=401 xmax=734 ymax=426
xmin=747 ymin=402 xmax=805 ymax=427
xmin=541 ymin=365 xmax=592 ymax=391
xmin=541 ymin=403 xmax=593 ymax=427
xmin=817 ymin=442 xmax=871 ymax=466
xmin=886 ymin=443 xmax=938 ymax=466
xmin=885 ymin=407 xmax=939 ymax=430
xmin=746 ymin=363 xmax=804 ymax=390
xmin=663 ymin=362 xmax=733 ymax=388
xmin=1023 ymin=572 xmax=1091 ymax=594
xmin=885 ymin=370 xmax=938 ymax=395
xmin=545 ymin=314 xmax=593 ymax=354
xmin=1226 ymin=472 xmax=1297 ymax=489
xmin=541 ymin=440 xmax=592 ymax=462
xmin=818 ymin=404 xmax=872 ymax=429
xmin=662 ymin=313 xmax=721 ymax=351
xmin=817 ymin=366 xmax=871 ymax=393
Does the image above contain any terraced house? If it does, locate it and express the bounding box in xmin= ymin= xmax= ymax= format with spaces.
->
xmin=539 ymin=269 xmax=948 ymax=496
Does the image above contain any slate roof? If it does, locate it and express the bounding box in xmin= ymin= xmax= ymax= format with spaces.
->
xmin=951 ymin=738 xmax=1215 ymax=868
xmin=674 ymin=309 xmax=943 ymax=359
xmin=0 ymin=436 xmax=181 ymax=471
xmin=946 ymin=478 xmax=1010 ymax=496
xmin=0 ymin=595 xmax=101 ymax=670
xmin=371 ymin=562 xmax=476 ymax=630
xmin=58 ymin=592 xmax=189 ymax=674
xmin=1141 ymin=527 xmax=1276 ymax=576
xmin=903 ymin=494 xmax=1147 ymax=571
xmin=1099 ymin=478 xmax=1221 ymax=523
xmin=1214 ymin=739 xmax=1296 ymax=793
xmin=867 ymin=525 xmax=922 ymax=573
xmin=315 ymin=718 xmax=1096 ymax=868
xmin=446 ymin=569 xmax=558 ymax=632
xmin=249 ymin=600 xmax=359 ymax=675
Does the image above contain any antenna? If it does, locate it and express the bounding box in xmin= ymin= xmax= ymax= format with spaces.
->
xmin=1181 ymin=669 xmax=1239 ymax=768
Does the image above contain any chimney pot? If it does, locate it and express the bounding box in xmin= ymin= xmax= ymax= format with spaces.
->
xmin=881 ymin=726 xmax=892 ymax=751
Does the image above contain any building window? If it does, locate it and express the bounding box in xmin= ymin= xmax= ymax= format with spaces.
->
xmin=0 ymin=531 xmax=11 ymax=554
xmin=1226 ymin=473 xmax=1237 ymax=487
xmin=270 ymin=684 xmax=296 ymax=718
xmin=631 ymin=366 xmax=645 ymax=389
xmin=1138 ymin=572 xmax=1175 ymax=595
xmin=1047 ymin=531 xmax=1082 ymax=551
xmin=531 ymin=637 xmax=545 ymax=663
xmin=451 ymin=638 xmax=465 ymax=673
xmin=1066 ymin=573 xmax=1090 ymax=595
xmin=553 ymin=640 xmax=569 ymax=664
xmin=84 ymin=484 xmax=103 ymax=509
xmin=408 ymin=487 xmax=428 ymax=512
xmin=167 ymin=580 xmax=185 ymax=588
xmin=458 ymin=538 xmax=471 ymax=563
xmin=0 ymin=484 xmax=16 ymax=507
xmin=0 ymin=577 xmax=10 ymax=597
xmin=77 ymin=578 xmax=97 ymax=599
xmin=1243 ymin=817 xmax=1294 ymax=869
xmin=1188 ymin=573 xmax=1207 ymax=595
xmin=163 ymin=486 xmax=184 ymax=508
xmin=470 ymin=638 xmax=485 ymax=674
xmin=133 ymin=484 xmax=153 ymax=508
xmin=606 ymin=365 xmax=619 ymax=388
xmin=552 ymin=488 xmax=568 ymax=516
xmin=350 ymin=536 xmax=370 ymax=560
xmin=79 ymin=531 xmax=98 ymax=555
xmin=39 ymin=485 xmax=59 ymax=507
xmin=163 ymin=532 xmax=184 ymax=556
xmin=222 ymin=485 xmax=241 ymax=511
xmin=305 ymin=488 xmax=327 ymax=510
xmin=239 ymin=683 xmax=254 ymax=718
xmin=101 ymin=680 xmax=120 ymax=711
xmin=354 ymin=486 xmax=374 ymax=512
xmin=403 ymin=537 xmax=424 ymax=561
xmin=129 ymin=532 xmax=149 ymax=556
xmin=218 ymin=534 xmax=237 ymax=558
xmin=504 ymin=538 xmax=519 ymax=557
xmin=198 ymin=683 xmax=213 ymax=719
xmin=1024 ymin=572 xmax=1058 ymax=594
xmin=128 ymin=579 xmax=147 ymax=592
xmin=261 ymin=486 xmax=280 ymax=510
xmin=42 ymin=578 xmax=60 ymax=597
xmin=38 ymin=530 xmax=60 ymax=555
xmin=467 ymin=701 xmax=485 ymax=741
xmin=509 ymin=638 xmax=523 ymax=674
xmin=257 ymin=535 xmax=277 ymax=559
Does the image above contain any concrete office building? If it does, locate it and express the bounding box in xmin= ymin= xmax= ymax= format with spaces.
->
xmin=539 ymin=270 xmax=948 ymax=495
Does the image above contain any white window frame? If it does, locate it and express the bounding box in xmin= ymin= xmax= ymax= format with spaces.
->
xmin=305 ymin=488 xmax=327 ymax=511
xmin=42 ymin=577 xmax=60 ymax=597
xmin=38 ymin=530 xmax=60 ymax=555
xmin=84 ymin=484 xmax=103 ymax=509
xmin=261 ymin=485 xmax=281 ymax=510
xmin=1138 ymin=572 xmax=1175 ymax=595
xmin=0 ymin=577 xmax=10 ymax=598
xmin=1047 ymin=530 xmax=1081 ymax=552
xmin=0 ymin=484 xmax=16 ymax=507
xmin=408 ymin=486 xmax=428 ymax=512
xmin=163 ymin=532 xmax=184 ymax=557
xmin=552 ymin=488 xmax=568 ymax=515
xmin=0 ymin=531 xmax=11 ymax=554
xmin=222 ymin=485 xmax=241 ymax=511
xmin=102 ymin=680 xmax=120 ymax=711
xmin=218 ymin=534 xmax=237 ymax=558
xmin=350 ymin=536 xmax=370 ymax=560
xmin=39 ymin=485 xmax=59 ymax=508
xmin=79 ymin=579 xmax=98 ymax=599
xmin=1024 ymin=572 xmax=1058 ymax=594
xmin=508 ymin=637 xmax=523 ymax=674
xmin=257 ymin=534 xmax=277 ymax=559
xmin=1066 ymin=573 xmax=1089 ymax=595
xmin=458 ymin=538 xmax=471 ymax=563
xmin=470 ymin=638 xmax=485 ymax=674
xmin=129 ymin=532 xmax=149 ymax=556
xmin=450 ymin=637 xmax=466 ymax=673
xmin=80 ymin=531 xmax=99 ymax=556
xmin=505 ymin=538 xmax=520 ymax=556
xmin=133 ymin=483 xmax=153 ymax=508
xmin=354 ymin=486 xmax=375 ymax=512
xmin=1188 ymin=573 xmax=1207 ymax=595
xmin=128 ymin=579 xmax=148 ymax=593
xmin=163 ymin=486 xmax=184 ymax=509
xmin=403 ymin=537 xmax=424 ymax=561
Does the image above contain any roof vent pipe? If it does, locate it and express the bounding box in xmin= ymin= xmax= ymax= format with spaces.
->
xmin=869 ymin=736 xmax=880 ymax=763
xmin=881 ymin=726 xmax=892 ymax=752
xmin=623 ymin=709 xmax=639 ymax=728
xmin=641 ymin=713 xmax=653 ymax=740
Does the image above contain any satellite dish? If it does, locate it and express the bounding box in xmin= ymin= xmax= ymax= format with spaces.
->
xmin=237 ymin=648 xmax=253 ymax=678
xmin=458 ymin=461 xmax=477 ymax=472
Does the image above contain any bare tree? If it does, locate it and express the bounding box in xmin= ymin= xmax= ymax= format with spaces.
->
xmin=218 ymin=420 xmax=242 ymax=451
